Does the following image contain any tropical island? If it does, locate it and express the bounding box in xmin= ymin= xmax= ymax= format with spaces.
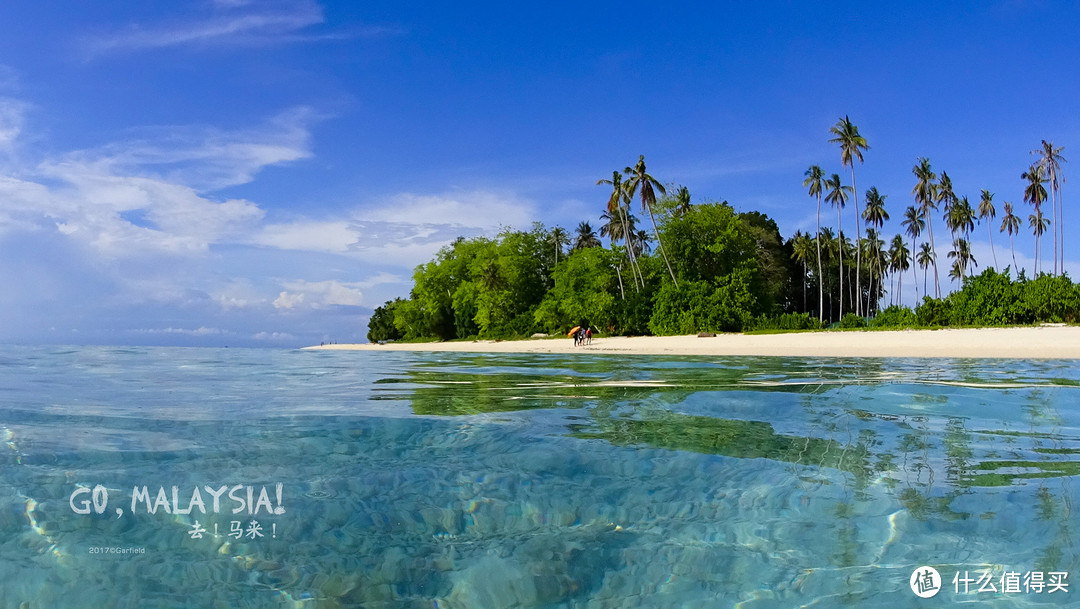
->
xmin=353 ymin=119 xmax=1074 ymax=354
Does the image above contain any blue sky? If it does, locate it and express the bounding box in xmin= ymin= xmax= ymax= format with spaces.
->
xmin=0 ymin=1 xmax=1077 ymax=347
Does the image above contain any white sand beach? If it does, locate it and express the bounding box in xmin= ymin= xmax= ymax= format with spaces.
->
xmin=305 ymin=326 xmax=1080 ymax=359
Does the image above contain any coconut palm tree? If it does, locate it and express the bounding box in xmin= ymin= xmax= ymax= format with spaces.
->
xmin=912 ymin=158 xmax=941 ymax=297
xmin=863 ymin=187 xmax=889 ymax=313
xmin=864 ymin=228 xmax=887 ymax=314
xmin=549 ymin=226 xmax=569 ymax=265
xmin=916 ymin=242 xmax=935 ymax=299
xmin=977 ymin=189 xmax=998 ymax=270
xmin=901 ymin=205 xmax=925 ymax=302
xmin=937 ymin=171 xmax=959 ymax=258
xmin=598 ymin=170 xmax=642 ymax=288
xmin=888 ymin=234 xmax=910 ymax=306
xmin=672 ymin=186 xmax=693 ymax=217
xmin=624 ymin=155 xmax=677 ymax=286
xmin=1033 ymin=141 xmax=1066 ymax=274
xmin=825 ymin=173 xmax=852 ymax=318
xmin=829 ymin=117 xmax=870 ymax=315
xmin=947 ymin=238 xmax=977 ymax=284
xmin=1028 ymin=210 xmax=1049 ymax=274
xmin=1022 ymin=163 xmax=1049 ymax=274
xmin=1000 ymin=201 xmax=1021 ymax=274
xmin=572 ymin=221 xmax=601 ymax=251
xmin=791 ymin=231 xmax=813 ymax=312
xmin=803 ymin=165 xmax=826 ymax=322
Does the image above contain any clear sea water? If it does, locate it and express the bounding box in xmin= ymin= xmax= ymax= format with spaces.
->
xmin=1 ymin=346 xmax=1078 ymax=608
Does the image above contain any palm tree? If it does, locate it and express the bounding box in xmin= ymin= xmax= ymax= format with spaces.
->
xmin=825 ymin=173 xmax=852 ymax=318
xmin=1033 ymin=141 xmax=1066 ymax=274
xmin=901 ymin=205 xmax=925 ymax=302
xmin=672 ymin=186 xmax=693 ymax=217
xmin=829 ymin=117 xmax=870 ymax=315
xmin=916 ymin=242 xmax=935 ymax=299
xmin=912 ymin=158 xmax=941 ymax=297
xmin=1022 ymin=163 xmax=1049 ymax=274
xmin=624 ymin=155 xmax=677 ymax=286
xmin=947 ymin=238 xmax=977 ymax=284
xmin=791 ymin=231 xmax=813 ymax=312
xmin=550 ymin=226 xmax=570 ymax=265
xmin=572 ymin=221 xmax=601 ymax=251
xmin=863 ymin=187 xmax=888 ymax=313
xmin=888 ymin=234 xmax=910 ymax=306
xmin=864 ymin=228 xmax=886 ymax=314
xmin=803 ymin=165 xmax=826 ymax=322
xmin=937 ymin=171 xmax=959 ymax=261
xmin=977 ymin=190 xmax=998 ymax=270
xmin=1028 ymin=210 xmax=1049 ymax=274
xmin=1000 ymin=201 xmax=1021 ymax=274
xmin=598 ymin=170 xmax=642 ymax=288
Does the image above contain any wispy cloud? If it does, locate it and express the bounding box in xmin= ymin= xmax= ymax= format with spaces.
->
xmin=82 ymin=1 xmax=402 ymax=57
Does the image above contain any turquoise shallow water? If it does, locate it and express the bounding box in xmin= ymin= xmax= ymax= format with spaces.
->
xmin=1 ymin=346 xmax=1078 ymax=608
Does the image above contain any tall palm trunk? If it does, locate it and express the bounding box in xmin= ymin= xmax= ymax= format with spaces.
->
xmin=850 ymin=167 xmax=861 ymax=316
xmin=646 ymin=206 xmax=678 ymax=288
xmin=926 ymin=214 xmax=940 ymax=298
xmin=911 ymin=236 xmax=919 ymax=303
xmin=816 ymin=195 xmax=824 ymax=323
xmin=837 ymin=208 xmax=844 ymax=320
xmin=986 ymin=220 xmax=998 ymax=270
xmin=1010 ymin=233 xmax=1017 ymax=275
xmin=618 ymin=205 xmax=643 ymax=289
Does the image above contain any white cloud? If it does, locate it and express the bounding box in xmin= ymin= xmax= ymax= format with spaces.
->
xmin=62 ymin=106 xmax=316 ymax=191
xmin=366 ymin=190 xmax=534 ymax=228
xmin=253 ymin=331 xmax=297 ymax=341
xmin=274 ymin=279 xmax=364 ymax=310
xmin=135 ymin=326 xmax=228 ymax=336
xmin=251 ymin=220 xmax=358 ymax=253
xmin=0 ymin=98 xmax=27 ymax=151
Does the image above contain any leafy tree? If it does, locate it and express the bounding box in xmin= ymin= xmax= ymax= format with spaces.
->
xmin=740 ymin=210 xmax=793 ymax=314
xmin=533 ymin=247 xmax=619 ymax=335
xmin=803 ymin=165 xmax=826 ymax=322
xmin=367 ymin=298 xmax=406 ymax=342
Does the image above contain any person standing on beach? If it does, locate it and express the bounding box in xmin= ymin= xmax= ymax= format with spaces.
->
xmin=585 ymin=327 xmax=592 ymax=345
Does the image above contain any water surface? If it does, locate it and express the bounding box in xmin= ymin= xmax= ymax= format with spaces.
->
xmin=1 ymin=347 xmax=1077 ymax=608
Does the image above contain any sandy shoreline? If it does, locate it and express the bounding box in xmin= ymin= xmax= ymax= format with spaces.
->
xmin=304 ymin=326 xmax=1080 ymax=359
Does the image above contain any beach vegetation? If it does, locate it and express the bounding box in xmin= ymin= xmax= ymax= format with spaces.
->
xmin=370 ymin=133 xmax=1070 ymax=342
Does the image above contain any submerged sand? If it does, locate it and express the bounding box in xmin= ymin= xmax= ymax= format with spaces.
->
xmin=305 ymin=326 xmax=1080 ymax=359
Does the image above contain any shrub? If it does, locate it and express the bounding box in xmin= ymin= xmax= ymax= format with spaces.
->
xmin=870 ymin=305 xmax=918 ymax=329
xmin=915 ymin=297 xmax=950 ymax=327
xmin=748 ymin=312 xmax=825 ymax=331
xmin=838 ymin=313 xmax=867 ymax=329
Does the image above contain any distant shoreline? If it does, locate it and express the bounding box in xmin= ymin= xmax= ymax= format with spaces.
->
xmin=304 ymin=326 xmax=1080 ymax=359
